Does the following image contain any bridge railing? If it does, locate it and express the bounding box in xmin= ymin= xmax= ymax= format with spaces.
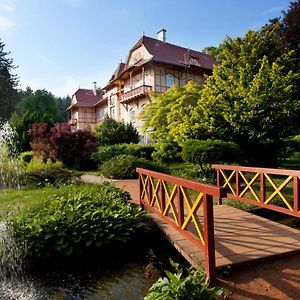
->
xmin=136 ymin=167 xmax=226 ymax=281
xmin=212 ymin=164 xmax=300 ymax=218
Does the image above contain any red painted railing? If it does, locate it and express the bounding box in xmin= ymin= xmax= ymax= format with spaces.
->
xmin=212 ymin=164 xmax=300 ymax=218
xmin=136 ymin=168 xmax=226 ymax=281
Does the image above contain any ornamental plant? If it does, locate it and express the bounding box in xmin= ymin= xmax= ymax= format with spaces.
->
xmin=145 ymin=259 xmax=224 ymax=300
xmin=100 ymin=155 xmax=164 ymax=179
xmin=92 ymin=143 xmax=155 ymax=166
xmin=29 ymin=122 xmax=98 ymax=169
xmin=93 ymin=117 xmax=140 ymax=146
xmin=8 ymin=183 xmax=145 ymax=258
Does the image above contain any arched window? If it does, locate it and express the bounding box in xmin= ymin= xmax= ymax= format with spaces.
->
xmin=166 ymin=74 xmax=174 ymax=87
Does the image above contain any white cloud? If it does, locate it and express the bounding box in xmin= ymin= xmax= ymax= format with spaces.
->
xmin=262 ymin=6 xmax=284 ymax=15
xmin=0 ymin=3 xmax=15 ymax=13
xmin=0 ymin=1 xmax=16 ymax=37
xmin=0 ymin=15 xmax=13 ymax=31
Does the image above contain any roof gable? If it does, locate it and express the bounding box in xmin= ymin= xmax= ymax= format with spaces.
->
xmin=69 ymin=89 xmax=103 ymax=108
xmin=141 ymin=36 xmax=217 ymax=70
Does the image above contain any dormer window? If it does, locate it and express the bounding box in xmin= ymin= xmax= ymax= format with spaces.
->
xmin=166 ymin=74 xmax=174 ymax=87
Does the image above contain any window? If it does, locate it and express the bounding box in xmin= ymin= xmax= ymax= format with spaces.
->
xmin=109 ymin=94 xmax=116 ymax=106
xmin=166 ymin=74 xmax=174 ymax=87
xmin=129 ymin=110 xmax=136 ymax=122
xmin=110 ymin=107 xmax=115 ymax=119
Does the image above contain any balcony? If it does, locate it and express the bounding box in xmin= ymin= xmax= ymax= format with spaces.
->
xmin=68 ymin=118 xmax=77 ymax=126
xmin=121 ymin=85 xmax=152 ymax=103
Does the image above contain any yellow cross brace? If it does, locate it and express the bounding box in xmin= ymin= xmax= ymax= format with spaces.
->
xmin=180 ymin=186 xmax=205 ymax=245
xmin=264 ymin=174 xmax=293 ymax=211
xmin=162 ymin=181 xmax=179 ymax=225
xmin=149 ymin=177 xmax=162 ymax=212
xmin=220 ymin=169 xmax=236 ymax=195
xmin=239 ymin=171 xmax=260 ymax=202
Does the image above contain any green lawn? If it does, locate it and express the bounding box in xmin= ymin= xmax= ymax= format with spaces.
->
xmin=0 ymin=183 xmax=101 ymax=219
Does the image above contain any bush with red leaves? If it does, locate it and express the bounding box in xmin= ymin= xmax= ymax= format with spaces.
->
xmin=29 ymin=123 xmax=98 ymax=169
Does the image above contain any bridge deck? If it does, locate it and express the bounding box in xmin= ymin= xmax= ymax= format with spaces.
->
xmin=114 ymin=179 xmax=300 ymax=270
xmin=151 ymin=204 xmax=300 ymax=269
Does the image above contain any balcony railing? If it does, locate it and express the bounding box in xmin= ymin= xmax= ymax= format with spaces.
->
xmin=122 ymin=85 xmax=152 ymax=102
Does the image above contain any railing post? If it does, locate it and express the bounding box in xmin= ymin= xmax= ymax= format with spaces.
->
xmin=139 ymin=174 xmax=144 ymax=209
xmin=236 ymin=171 xmax=240 ymax=197
xmin=177 ymin=186 xmax=184 ymax=227
xmin=294 ymin=176 xmax=299 ymax=212
xmin=148 ymin=176 xmax=153 ymax=206
xmin=216 ymin=169 xmax=222 ymax=205
xmin=260 ymin=173 xmax=265 ymax=203
xmin=203 ymin=194 xmax=216 ymax=282
xmin=160 ymin=180 xmax=165 ymax=214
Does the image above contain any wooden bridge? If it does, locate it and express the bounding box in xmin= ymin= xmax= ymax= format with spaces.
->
xmin=135 ymin=165 xmax=300 ymax=282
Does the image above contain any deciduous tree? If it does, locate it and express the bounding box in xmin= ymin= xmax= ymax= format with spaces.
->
xmin=192 ymin=23 xmax=300 ymax=166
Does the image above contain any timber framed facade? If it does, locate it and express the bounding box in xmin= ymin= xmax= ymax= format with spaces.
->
xmin=66 ymin=30 xmax=217 ymax=142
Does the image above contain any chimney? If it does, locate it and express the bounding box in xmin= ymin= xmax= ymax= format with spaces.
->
xmin=157 ymin=29 xmax=166 ymax=42
xmin=92 ymin=81 xmax=97 ymax=96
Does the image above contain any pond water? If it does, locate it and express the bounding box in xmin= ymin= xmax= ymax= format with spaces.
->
xmin=0 ymin=222 xmax=179 ymax=300
xmin=0 ymin=260 xmax=155 ymax=300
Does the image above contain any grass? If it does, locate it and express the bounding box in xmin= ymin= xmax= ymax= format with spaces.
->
xmin=280 ymin=151 xmax=300 ymax=170
xmin=0 ymin=183 xmax=101 ymax=220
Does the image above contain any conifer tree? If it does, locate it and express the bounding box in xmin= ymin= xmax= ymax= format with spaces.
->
xmin=0 ymin=39 xmax=18 ymax=120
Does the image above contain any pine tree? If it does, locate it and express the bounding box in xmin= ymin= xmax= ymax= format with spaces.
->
xmin=0 ymin=39 xmax=18 ymax=120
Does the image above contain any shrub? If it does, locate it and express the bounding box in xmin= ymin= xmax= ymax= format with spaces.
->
xmin=8 ymin=183 xmax=145 ymax=258
xmin=93 ymin=117 xmax=140 ymax=146
xmin=100 ymin=155 xmax=164 ymax=179
xmin=152 ymin=140 xmax=182 ymax=163
xmin=92 ymin=144 xmax=155 ymax=166
xmin=19 ymin=151 xmax=34 ymax=164
xmin=169 ymin=165 xmax=213 ymax=183
xmin=20 ymin=157 xmax=73 ymax=187
xmin=181 ymin=139 xmax=241 ymax=165
xmin=145 ymin=259 xmax=224 ymax=300
xmin=181 ymin=139 xmax=241 ymax=182
xmin=29 ymin=122 xmax=98 ymax=170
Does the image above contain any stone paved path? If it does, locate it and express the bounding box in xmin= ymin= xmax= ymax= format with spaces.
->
xmin=80 ymin=174 xmax=140 ymax=205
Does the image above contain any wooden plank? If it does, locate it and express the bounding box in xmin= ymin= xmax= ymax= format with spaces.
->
xmin=146 ymin=204 xmax=300 ymax=273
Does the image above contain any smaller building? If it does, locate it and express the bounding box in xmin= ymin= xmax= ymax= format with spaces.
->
xmin=66 ymin=83 xmax=106 ymax=130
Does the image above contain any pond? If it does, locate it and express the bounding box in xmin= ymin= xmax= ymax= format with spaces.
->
xmin=0 ymin=260 xmax=154 ymax=300
xmin=0 ymin=228 xmax=184 ymax=300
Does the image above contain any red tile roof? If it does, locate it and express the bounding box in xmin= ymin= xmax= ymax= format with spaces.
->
xmin=67 ymin=89 xmax=103 ymax=110
xmin=109 ymin=62 xmax=125 ymax=82
xmin=128 ymin=35 xmax=217 ymax=70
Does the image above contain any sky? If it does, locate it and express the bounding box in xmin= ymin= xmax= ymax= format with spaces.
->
xmin=0 ymin=0 xmax=292 ymax=97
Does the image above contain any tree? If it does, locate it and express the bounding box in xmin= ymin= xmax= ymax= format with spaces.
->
xmin=202 ymin=45 xmax=224 ymax=62
xmin=29 ymin=122 xmax=98 ymax=169
xmin=10 ymin=112 xmax=48 ymax=152
xmin=17 ymin=89 xmax=62 ymax=122
xmin=140 ymin=81 xmax=202 ymax=146
xmin=11 ymin=89 xmax=63 ymax=151
xmin=191 ymin=23 xmax=300 ymax=166
xmin=93 ymin=117 xmax=140 ymax=146
xmin=56 ymin=95 xmax=71 ymax=122
xmin=281 ymin=0 xmax=300 ymax=70
xmin=0 ymin=39 xmax=18 ymax=121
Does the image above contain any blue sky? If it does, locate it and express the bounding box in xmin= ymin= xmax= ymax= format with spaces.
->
xmin=0 ymin=0 xmax=291 ymax=97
